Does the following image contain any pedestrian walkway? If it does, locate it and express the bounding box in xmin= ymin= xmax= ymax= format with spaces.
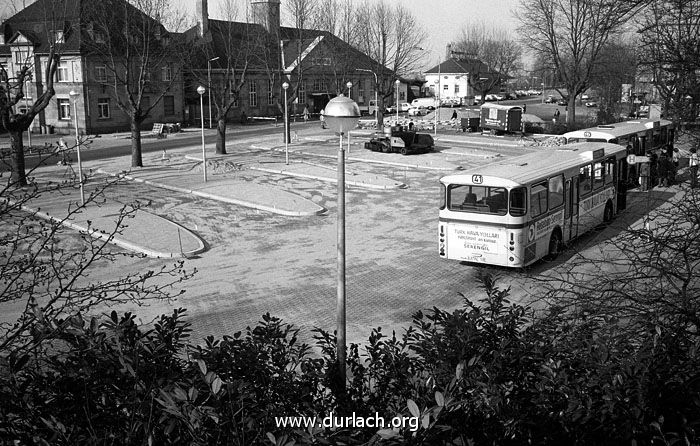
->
xmin=15 ymin=174 xmax=205 ymax=258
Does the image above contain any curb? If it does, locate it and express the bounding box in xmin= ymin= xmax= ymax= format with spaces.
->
xmin=9 ymin=199 xmax=205 ymax=258
xmin=97 ymin=168 xmax=326 ymax=217
xmin=247 ymin=164 xmax=407 ymax=190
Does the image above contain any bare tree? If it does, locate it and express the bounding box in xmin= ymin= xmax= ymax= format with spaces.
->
xmin=451 ymin=23 xmax=522 ymax=104
xmin=353 ymin=0 xmax=427 ymax=127
xmin=588 ymin=41 xmax=636 ymax=123
xmin=637 ymin=0 xmax=700 ymax=126
xmin=517 ymin=0 xmax=645 ymax=127
xmin=537 ymin=188 xmax=700 ymax=342
xmin=81 ymin=0 xmax=187 ymax=168
xmin=0 ymin=0 xmax=67 ymax=187
xmin=0 ymin=152 xmax=192 ymax=354
xmin=188 ymin=0 xmax=257 ymax=155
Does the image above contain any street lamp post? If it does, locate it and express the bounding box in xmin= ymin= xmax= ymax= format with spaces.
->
xmin=282 ymin=81 xmax=289 ymax=165
xmin=346 ymin=82 xmax=353 ymax=154
xmin=208 ymin=57 xmax=220 ymax=129
xmin=395 ymin=79 xmax=400 ymax=122
xmin=197 ymin=85 xmax=207 ymax=182
xmin=434 ymin=79 xmax=439 ymax=136
xmin=324 ymin=95 xmax=360 ymax=395
xmin=68 ymin=90 xmax=85 ymax=205
xmin=24 ymin=77 xmax=31 ymax=147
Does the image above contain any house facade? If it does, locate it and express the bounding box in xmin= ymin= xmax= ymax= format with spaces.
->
xmin=424 ymin=57 xmax=497 ymax=105
xmin=0 ymin=0 xmax=185 ymax=136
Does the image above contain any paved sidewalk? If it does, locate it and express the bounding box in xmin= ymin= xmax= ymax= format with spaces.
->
xmin=15 ymin=169 xmax=205 ymax=258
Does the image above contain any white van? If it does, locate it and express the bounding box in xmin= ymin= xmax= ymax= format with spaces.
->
xmin=411 ymin=97 xmax=437 ymax=109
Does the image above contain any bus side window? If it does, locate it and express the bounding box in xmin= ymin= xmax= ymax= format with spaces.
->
xmin=593 ymin=162 xmax=605 ymax=189
xmin=530 ymin=182 xmax=548 ymax=218
xmin=579 ymin=165 xmax=593 ymax=196
xmin=549 ymin=175 xmax=564 ymax=209
xmin=509 ymin=187 xmax=527 ymax=216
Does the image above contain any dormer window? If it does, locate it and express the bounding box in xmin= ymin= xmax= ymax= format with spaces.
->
xmin=0 ymin=35 xmax=5 ymax=45
xmin=94 ymin=31 xmax=105 ymax=43
xmin=53 ymin=30 xmax=64 ymax=44
xmin=14 ymin=50 xmax=30 ymax=65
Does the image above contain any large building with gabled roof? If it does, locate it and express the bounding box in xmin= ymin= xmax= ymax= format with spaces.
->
xmin=184 ymin=0 xmax=395 ymax=124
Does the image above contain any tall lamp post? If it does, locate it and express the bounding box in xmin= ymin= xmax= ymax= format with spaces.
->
xmin=434 ymin=79 xmax=439 ymax=136
xmin=25 ymin=76 xmax=31 ymax=147
xmin=207 ymin=56 xmax=220 ymax=129
xmin=282 ymin=81 xmax=289 ymax=165
xmin=197 ymin=85 xmax=207 ymax=182
xmin=395 ymin=79 xmax=400 ymax=122
xmin=68 ymin=90 xmax=85 ymax=205
xmin=324 ymin=95 xmax=360 ymax=394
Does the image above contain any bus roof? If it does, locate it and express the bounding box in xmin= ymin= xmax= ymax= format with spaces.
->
xmin=441 ymin=142 xmax=627 ymax=187
xmin=563 ymin=119 xmax=673 ymax=141
xmin=481 ymin=103 xmax=523 ymax=111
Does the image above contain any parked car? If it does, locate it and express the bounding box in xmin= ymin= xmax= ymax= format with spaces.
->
xmin=528 ymin=89 xmax=542 ymax=95
xmin=364 ymin=129 xmax=434 ymax=155
xmin=557 ymin=98 xmax=568 ymax=106
xmin=407 ymin=106 xmax=428 ymax=116
xmin=581 ymin=93 xmax=590 ymax=100
xmin=544 ymin=95 xmax=556 ymax=103
xmin=505 ymin=92 xmax=518 ymax=100
xmin=473 ymin=95 xmax=482 ymax=104
xmin=585 ymin=101 xmax=598 ymax=107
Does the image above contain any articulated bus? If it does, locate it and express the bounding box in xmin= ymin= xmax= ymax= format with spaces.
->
xmin=438 ymin=142 xmax=628 ymax=267
xmin=563 ymin=119 xmax=674 ymax=155
xmin=562 ymin=119 xmax=674 ymax=185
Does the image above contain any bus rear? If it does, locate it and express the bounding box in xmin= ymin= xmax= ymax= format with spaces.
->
xmin=438 ymin=175 xmax=529 ymax=267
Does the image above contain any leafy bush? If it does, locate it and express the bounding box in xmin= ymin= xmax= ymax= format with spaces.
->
xmin=1 ymin=275 xmax=699 ymax=445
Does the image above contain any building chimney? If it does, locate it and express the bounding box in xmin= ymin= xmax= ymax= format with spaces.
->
xmin=251 ymin=0 xmax=280 ymax=38
xmin=197 ymin=0 xmax=209 ymax=37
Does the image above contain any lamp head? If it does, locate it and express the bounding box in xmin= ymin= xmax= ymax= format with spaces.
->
xmin=197 ymin=85 xmax=206 ymax=95
xmin=282 ymin=82 xmax=289 ymax=90
xmin=324 ymin=95 xmax=360 ymax=135
xmin=346 ymin=81 xmax=352 ymax=89
xmin=395 ymin=79 xmax=400 ymax=86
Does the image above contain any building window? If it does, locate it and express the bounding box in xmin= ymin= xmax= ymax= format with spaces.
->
xmin=358 ymin=82 xmax=364 ymax=103
xmin=163 ymin=95 xmax=175 ymax=116
xmin=0 ymin=61 xmax=7 ymax=82
xmin=53 ymin=30 xmax=64 ymax=44
xmin=312 ymin=57 xmax=331 ymax=66
xmin=57 ymin=61 xmax=69 ymax=82
xmin=94 ymin=66 xmax=107 ymax=82
xmin=298 ymin=80 xmax=305 ymax=101
xmin=249 ymin=80 xmax=257 ymax=107
xmin=97 ymin=98 xmax=110 ymax=119
xmin=58 ymin=98 xmax=71 ymax=120
xmin=14 ymin=50 xmax=29 ymax=65
xmin=455 ymin=84 xmax=460 ymax=94
xmin=161 ymin=65 xmax=172 ymax=82
xmin=268 ymin=79 xmax=274 ymax=105
xmin=313 ymin=78 xmax=327 ymax=92
xmin=94 ymin=31 xmax=106 ymax=43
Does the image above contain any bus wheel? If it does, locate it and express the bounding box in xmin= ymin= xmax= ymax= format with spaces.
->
xmin=603 ymin=201 xmax=614 ymax=223
xmin=400 ymin=147 xmax=408 ymax=155
xmin=546 ymin=231 xmax=562 ymax=260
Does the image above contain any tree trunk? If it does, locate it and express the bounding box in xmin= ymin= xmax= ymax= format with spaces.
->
xmin=9 ymin=130 xmax=27 ymax=187
xmin=215 ymin=116 xmax=227 ymax=155
xmin=567 ymin=97 xmax=576 ymax=128
xmin=130 ymin=119 xmax=143 ymax=168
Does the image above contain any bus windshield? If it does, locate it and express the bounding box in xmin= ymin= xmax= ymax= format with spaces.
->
xmin=448 ymin=185 xmax=526 ymax=216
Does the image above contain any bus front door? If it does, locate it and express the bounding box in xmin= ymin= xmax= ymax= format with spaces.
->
xmin=565 ymin=178 xmax=579 ymax=241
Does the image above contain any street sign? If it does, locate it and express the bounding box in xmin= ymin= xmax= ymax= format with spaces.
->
xmin=627 ymin=155 xmax=649 ymax=164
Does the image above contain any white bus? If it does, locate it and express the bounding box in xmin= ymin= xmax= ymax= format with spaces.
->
xmin=563 ymin=119 xmax=674 ymax=155
xmin=438 ymin=142 xmax=628 ymax=267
